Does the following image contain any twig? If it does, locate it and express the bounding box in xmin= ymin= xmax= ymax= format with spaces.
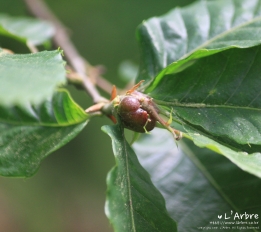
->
xmin=26 ymin=42 xmax=38 ymax=53
xmin=95 ymin=75 xmax=115 ymax=94
xmin=23 ymin=0 xmax=107 ymax=103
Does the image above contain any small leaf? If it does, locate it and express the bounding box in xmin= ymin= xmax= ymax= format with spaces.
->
xmin=0 ymin=89 xmax=88 ymax=126
xmin=133 ymin=128 xmax=261 ymax=231
xmin=102 ymin=124 xmax=177 ymax=232
xmin=136 ymin=0 xmax=261 ymax=88
xmin=118 ymin=60 xmax=138 ymax=83
xmin=0 ymin=49 xmax=66 ymax=107
xmin=0 ymin=14 xmax=55 ymax=45
xmin=0 ymin=121 xmax=87 ymax=177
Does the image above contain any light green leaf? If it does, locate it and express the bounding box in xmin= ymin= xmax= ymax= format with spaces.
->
xmin=136 ymin=0 xmax=261 ymax=89
xmin=0 ymin=14 xmax=54 ymax=45
xmin=102 ymin=124 xmax=177 ymax=232
xmin=118 ymin=60 xmax=138 ymax=83
xmin=0 ymin=49 xmax=66 ymax=107
xmin=184 ymin=126 xmax=261 ymax=178
xmin=0 ymin=89 xmax=88 ymax=126
xmin=0 ymin=49 xmax=88 ymax=177
xmin=0 ymin=121 xmax=87 ymax=177
xmin=133 ymin=128 xmax=261 ymax=231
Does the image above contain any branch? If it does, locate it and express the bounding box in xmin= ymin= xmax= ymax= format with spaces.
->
xmin=23 ymin=0 xmax=107 ymax=103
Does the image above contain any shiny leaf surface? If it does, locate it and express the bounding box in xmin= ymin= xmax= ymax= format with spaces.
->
xmin=102 ymin=124 xmax=177 ymax=232
xmin=136 ymin=0 xmax=261 ymax=89
xmin=135 ymin=0 xmax=261 ymax=177
xmin=133 ymin=128 xmax=261 ymax=231
xmin=150 ymin=46 xmax=261 ymax=146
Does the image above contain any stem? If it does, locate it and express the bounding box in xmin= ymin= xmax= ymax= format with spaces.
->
xmin=26 ymin=42 xmax=38 ymax=53
xmin=23 ymin=0 xmax=106 ymax=103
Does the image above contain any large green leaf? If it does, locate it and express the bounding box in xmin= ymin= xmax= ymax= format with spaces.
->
xmin=147 ymin=46 xmax=261 ymax=176
xmin=0 ymin=14 xmax=54 ymax=45
xmin=0 ymin=121 xmax=87 ymax=177
xmin=136 ymin=0 xmax=261 ymax=89
xmin=0 ymin=89 xmax=88 ymax=126
xmin=102 ymin=124 xmax=177 ymax=232
xmin=0 ymin=49 xmax=66 ymax=107
xmin=150 ymin=46 xmax=261 ymax=147
xmin=133 ymin=128 xmax=261 ymax=232
xmin=135 ymin=0 xmax=261 ymax=177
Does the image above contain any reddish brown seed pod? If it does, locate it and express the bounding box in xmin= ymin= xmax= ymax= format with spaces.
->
xmin=117 ymin=96 xmax=156 ymax=133
xmin=117 ymin=96 xmax=140 ymax=113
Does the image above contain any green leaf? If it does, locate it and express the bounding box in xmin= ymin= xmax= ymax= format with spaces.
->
xmin=0 ymin=49 xmax=88 ymax=177
xmin=118 ymin=60 xmax=138 ymax=83
xmin=135 ymin=0 xmax=261 ymax=177
xmin=0 ymin=121 xmax=87 ymax=177
xmin=136 ymin=0 xmax=261 ymax=88
xmin=0 ymin=14 xmax=54 ymax=45
xmin=150 ymin=46 xmax=261 ymax=147
xmin=133 ymin=128 xmax=261 ymax=231
xmin=0 ymin=89 xmax=88 ymax=126
xmin=102 ymin=124 xmax=177 ymax=232
xmin=0 ymin=49 xmax=66 ymax=107
xmin=184 ymin=126 xmax=261 ymax=178
xmin=0 ymin=87 xmax=88 ymax=177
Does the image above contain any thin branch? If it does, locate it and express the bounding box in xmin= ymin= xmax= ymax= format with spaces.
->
xmin=95 ymin=75 xmax=115 ymax=94
xmin=26 ymin=42 xmax=38 ymax=53
xmin=23 ymin=0 xmax=107 ymax=103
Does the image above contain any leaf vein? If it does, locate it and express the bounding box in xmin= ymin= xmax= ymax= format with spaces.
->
xmin=201 ymin=53 xmax=230 ymax=103
xmin=224 ymin=46 xmax=259 ymax=104
xmin=180 ymin=6 xmax=261 ymax=60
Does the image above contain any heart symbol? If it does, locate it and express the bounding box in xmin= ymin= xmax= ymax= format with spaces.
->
xmin=218 ymin=215 xmax=222 ymax=219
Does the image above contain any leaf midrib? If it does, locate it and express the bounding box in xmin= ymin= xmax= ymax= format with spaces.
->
xmin=122 ymin=128 xmax=136 ymax=232
xmin=121 ymin=129 xmax=167 ymax=232
xmin=155 ymin=100 xmax=261 ymax=111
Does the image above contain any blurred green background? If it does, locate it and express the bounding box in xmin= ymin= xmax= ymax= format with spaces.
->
xmin=0 ymin=0 xmax=194 ymax=231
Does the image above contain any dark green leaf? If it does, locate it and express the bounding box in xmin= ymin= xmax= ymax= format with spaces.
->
xmin=0 ymin=14 xmax=54 ymax=45
xmin=0 ymin=121 xmax=87 ymax=177
xmin=136 ymin=0 xmax=261 ymax=88
xmin=147 ymin=46 xmax=261 ymax=176
xmin=150 ymin=46 xmax=261 ymax=147
xmin=0 ymin=49 xmax=66 ymax=107
xmin=102 ymin=124 xmax=177 ymax=232
xmin=135 ymin=0 xmax=261 ymax=177
xmin=133 ymin=128 xmax=261 ymax=231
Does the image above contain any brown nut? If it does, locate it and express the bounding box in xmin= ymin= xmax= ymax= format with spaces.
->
xmin=117 ymin=96 xmax=156 ymax=133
